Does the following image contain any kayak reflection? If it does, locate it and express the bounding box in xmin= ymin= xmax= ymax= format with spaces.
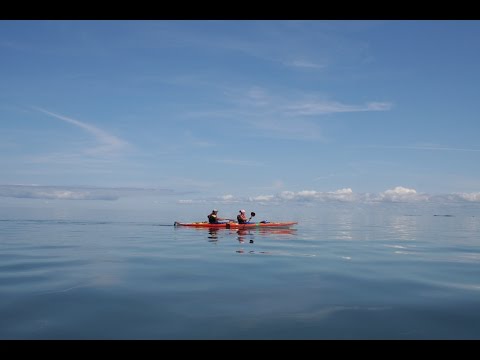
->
xmin=207 ymin=228 xmax=219 ymax=242
xmin=236 ymin=228 xmax=254 ymax=244
xmin=257 ymin=228 xmax=297 ymax=236
xmin=184 ymin=226 xmax=297 ymax=245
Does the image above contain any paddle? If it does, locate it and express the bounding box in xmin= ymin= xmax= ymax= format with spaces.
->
xmin=248 ymin=212 xmax=256 ymax=222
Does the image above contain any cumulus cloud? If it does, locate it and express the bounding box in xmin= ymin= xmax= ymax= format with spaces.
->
xmin=221 ymin=194 xmax=235 ymax=201
xmin=178 ymin=199 xmax=197 ymax=204
xmin=267 ymin=188 xmax=358 ymax=202
xmin=378 ymin=186 xmax=429 ymax=202
xmin=451 ymin=192 xmax=480 ymax=202
xmin=179 ymin=186 xmax=480 ymax=205
xmin=249 ymin=194 xmax=276 ymax=202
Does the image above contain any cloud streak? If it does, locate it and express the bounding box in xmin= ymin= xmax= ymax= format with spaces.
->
xmin=33 ymin=107 xmax=129 ymax=155
xmin=211 ymin=159 xmax=264 ymax=167
xmin=0 ymin=185 xmax=176 ymax=201
xmin=185 ymin=86 xmax=392 ymax=141
xmin=238 ymin=86 xmax=392 ymax=116
xmin=362 ymin=145 xmax=480 ymax=153
xmin=285 ymin=59 xmax=326 ymax=69
xmin=285 ymin=100 xmax=392 ymax=116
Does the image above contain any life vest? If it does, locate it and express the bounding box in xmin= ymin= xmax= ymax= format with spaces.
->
xmin=237 ymin=214 xmax=247 ymax=224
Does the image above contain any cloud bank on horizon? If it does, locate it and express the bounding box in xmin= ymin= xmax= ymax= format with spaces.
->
xmin=0 ymin=185 xmax=176 ymax=201
xmin=190 ymin=186 xmax=480 ymax=204
xmin=2 ymin=184 xmax=477 ymax=204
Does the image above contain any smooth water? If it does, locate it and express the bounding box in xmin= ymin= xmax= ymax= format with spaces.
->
xmin=1 ymin=203 xmax=480 ymax=339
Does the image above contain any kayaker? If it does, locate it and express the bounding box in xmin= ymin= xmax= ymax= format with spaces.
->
xmin=208 ymin=209 xmax=225 ymax=224
xmin=237 ymin=209 xmax=248 ymax=224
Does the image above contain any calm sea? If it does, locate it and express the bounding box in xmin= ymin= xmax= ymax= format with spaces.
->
xmin=1 ymin=202 xmax=479 ymax=339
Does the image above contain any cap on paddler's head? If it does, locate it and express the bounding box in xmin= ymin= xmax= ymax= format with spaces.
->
xmin=240 ymin=209 xmax=245 ymax=213
xmin=212 ymin=209 xmax=218 ymax=212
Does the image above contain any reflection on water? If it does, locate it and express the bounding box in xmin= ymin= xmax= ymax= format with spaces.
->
xmin=182 ymin=226 xmax=298 ymax=255
xmin=236 ymin=229 xmax=253 ymax=244
xmin=463 ymin=216 xmax=479 ymax=234
xmin=188 ymin=227 xmax=297 ymax=244
xmin=387 ymin=215 xmax=419 ymax=241
xmin=234 ymin=229 xmax=252 ymax=254
xmin=334 ymin=212 xmax=354 ymax=240
xmin=258 ymin=228 xmax=297 ymax=237
xmin=208 ymin=228 xmax=219 ymax=242
xmin=2 ymin=204 xmax=480 ymax=339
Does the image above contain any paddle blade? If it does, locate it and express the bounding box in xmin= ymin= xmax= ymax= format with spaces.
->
xmin=250 ymin=212 xmax=255 ymax=217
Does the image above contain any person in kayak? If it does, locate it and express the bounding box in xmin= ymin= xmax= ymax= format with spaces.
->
xmin=237 ymin=209 xmax=248 ymax=224
xmin=208 ymin=209 xmax=226 ymax=224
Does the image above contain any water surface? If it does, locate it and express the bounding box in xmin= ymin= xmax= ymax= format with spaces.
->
xmin=1 ymin=204 xmax=479 ymax=339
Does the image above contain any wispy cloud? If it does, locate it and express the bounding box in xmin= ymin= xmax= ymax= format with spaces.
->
xmin=362 ymin=144 xmax=480 ymax=153
xmin=211 ymin=159 xmax=264 ymax=167
xmin=182 ymin=86 xmax=391 ymax=141
xmin=284 ymin=59 xmax=326 ymax=69
xmin=285 ymin=100 xmax=392 ymax=116
xmin=33 ymin=107 xmax=129 ymax=155
xmin=152 ymin=21 xmax=345 ymax=72
xmin=183 ymin=131 xmax=216 ymax=148
xmin=237 ymin=86 xmax=393 ymax=117
xmin=246 ymin=86 xmax=272 ymax=106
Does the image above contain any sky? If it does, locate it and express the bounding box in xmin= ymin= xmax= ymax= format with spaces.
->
xmin=1 ymin=20 xmax=480 ymax=209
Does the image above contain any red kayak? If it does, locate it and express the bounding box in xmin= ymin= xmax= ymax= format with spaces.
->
xmin=174 ymin=221 xmax=297 ymax=229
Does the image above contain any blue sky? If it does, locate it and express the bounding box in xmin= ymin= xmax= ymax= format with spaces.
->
xmin=1 ymin=20 xmax=480 ymax=207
